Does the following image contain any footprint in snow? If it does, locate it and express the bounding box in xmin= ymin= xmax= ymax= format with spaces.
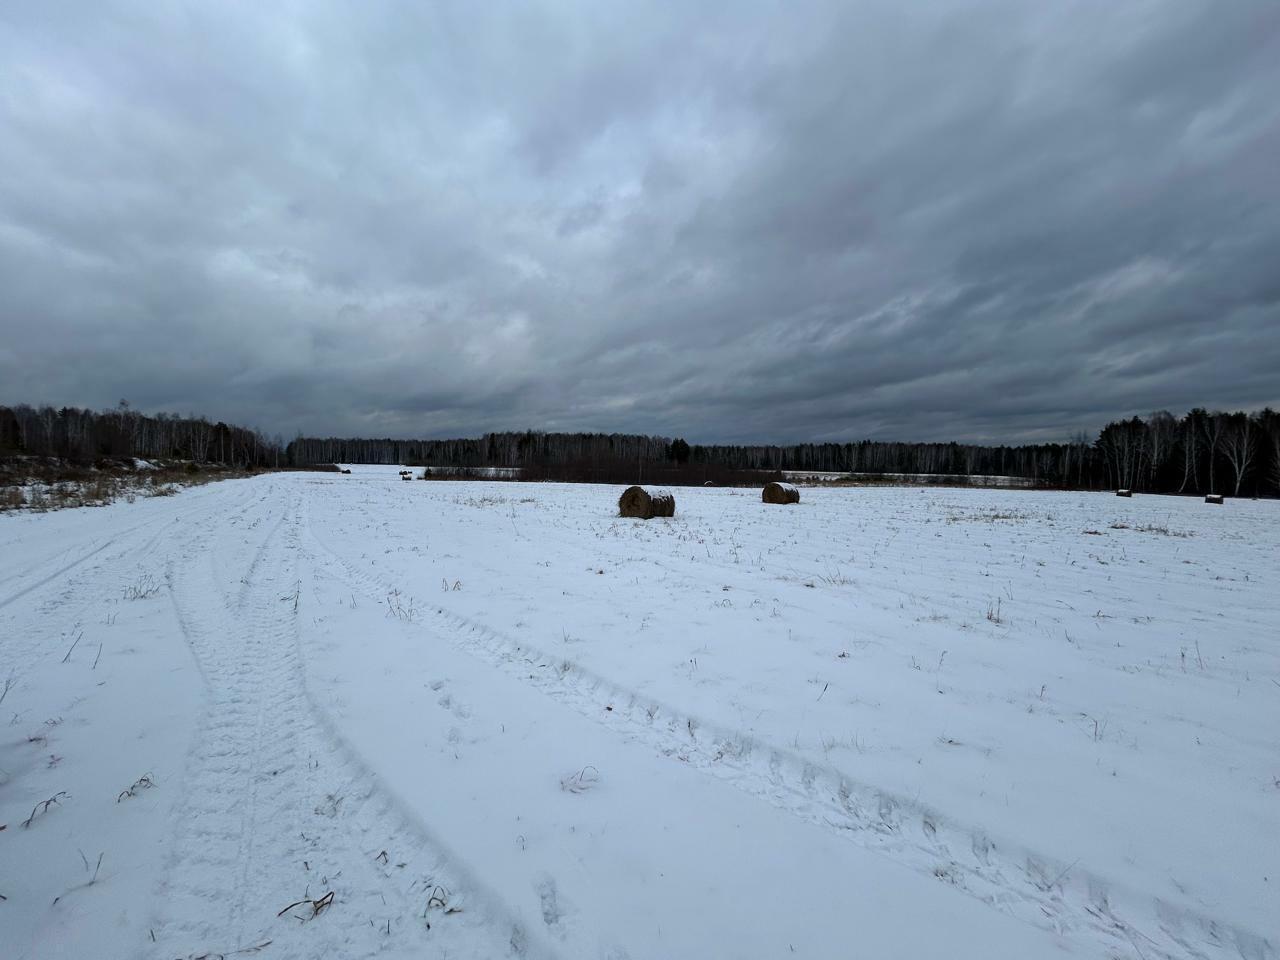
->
xmin=535 ymin=874 xmax=564 ymax=930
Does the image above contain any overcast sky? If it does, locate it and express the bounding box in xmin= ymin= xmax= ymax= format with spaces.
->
xmin=2 ymin=2 xmax=1278 ymax=444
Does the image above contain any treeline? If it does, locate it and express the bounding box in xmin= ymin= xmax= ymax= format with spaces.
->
xmin=516 ymin=458 xmax=783 ymax=488
xmin=288 ymin=429 xmax=1099 ymax=480
xmin=286 ymin=432 xmax=672 ymax=470
xmin=1095 ymin=409 xmax=1279 ymax=497
xmin=290 ymin=408 xmax=1280 ymax=496
xmin=7 ymin=402 xmax=1277 ymax=496
xmin=0 ymin=403 xmax=284 ymax=468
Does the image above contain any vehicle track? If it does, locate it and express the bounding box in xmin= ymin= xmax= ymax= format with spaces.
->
xmin=0 ymin=510 xmax=214 ymax=682
xmin=0 ymin=481 xmax=254 ymax=609
xmin=149 ymin=490 xmax=543 ymax=960
xmin=303 ymin=501 xmax=1273 ymax=960
xmin=0 ymin=518 xmax=165 ymax=612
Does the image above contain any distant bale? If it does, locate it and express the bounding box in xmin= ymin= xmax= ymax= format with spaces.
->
xmin=1205 ymin=493 xmax=1224 ymax=504
xmin=762 ymin=481 xmax=800 ymax=505
xmin=618 ymin=485 xmax=675 ymax=519
xmin=1116 ymin=489 xmax=1132 ymax=498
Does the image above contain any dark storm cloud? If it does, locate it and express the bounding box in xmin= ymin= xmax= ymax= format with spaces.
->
xmin=1 ymin=0 xmax=1277 ymax=443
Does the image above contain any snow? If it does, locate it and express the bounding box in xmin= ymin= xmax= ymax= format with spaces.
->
xmin=780 ymin=471 xmax=1040 ymax=488
xmin=2 ymin=465 xmax=1277 ymax=959
xmin=634 ymin=484 xmax=673 ymax=498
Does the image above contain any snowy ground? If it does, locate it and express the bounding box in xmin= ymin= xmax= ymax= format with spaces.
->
xmin=2 ymin=465 xmax=1277 ymax=960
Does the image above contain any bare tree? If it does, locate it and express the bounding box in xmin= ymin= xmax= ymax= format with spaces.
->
xmin=1269 ymin=419 xmax=1280 ymax=493
xmin=1178 ymin=416 xmax=1199 ymax=492
xmin=1201 ymin=413 xmax=1226 ymax=495
xmin=1147 ymin=410 xmax=1177 ymax=487
xmin=1222 ymin=414 xmax=1256 ymax=497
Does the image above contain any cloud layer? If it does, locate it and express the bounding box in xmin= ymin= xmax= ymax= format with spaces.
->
xmin=2 ymin=1 xmax=1278 ymax=443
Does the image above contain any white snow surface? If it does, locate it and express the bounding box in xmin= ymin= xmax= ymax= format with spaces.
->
xmin=2 ymin=464 xmax=1277 ymax=960
xmin=632 ymin=485 xmax=673 ymax=498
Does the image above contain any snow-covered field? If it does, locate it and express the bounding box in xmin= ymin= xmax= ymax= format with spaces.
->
xmin=2 ymin=465 xmax=1277 ymax=959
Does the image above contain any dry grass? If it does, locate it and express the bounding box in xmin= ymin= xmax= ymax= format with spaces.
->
xmin=946 ymin=509 xmax=1036 ymax=523
xmin=123 ymin=575 xmax=161 ymax=600
xmin=560 ymin=765 xmax=600 ymax=793
xmin=21 ymin=791 xmax=69 ymax=828
xmin=1109 ymin=521 xmax=1191 ymax=537
xmin=277 ymin=890 xmax=335 ymax=921
xmin=0 ymin=461 xmax=268 ymax=514
xmin=117 ymin=773 xmax=156 ymax=802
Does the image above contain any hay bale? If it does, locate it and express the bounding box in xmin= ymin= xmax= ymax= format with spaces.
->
xmin=762 ymin=481 xmax=800 ymax=505
xmin=1205 ymin=493 xmax=1224 ymax=504
xmin=618 ymin=485 xmax=675 ymax=519
xmin=1116 ymin=489 xmax=1131 ymax=497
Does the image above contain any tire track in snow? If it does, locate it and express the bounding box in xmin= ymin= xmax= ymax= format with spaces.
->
xmin=0 ymin=510 xmax=206 ymax=679
xmin=0 ymin=480 xmax=252 ymax=611
xmin=304 ymin=510 xmax=1274 ymax=960
xmin=0 ymin=517 xmax=166 ymax=612
xmin=150 ymin=491 xmax=537 ymax=960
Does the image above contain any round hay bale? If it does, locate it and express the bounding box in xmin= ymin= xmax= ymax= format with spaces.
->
xmin=762 ymin=481 xmax=800 ymax=505
xmin=1205 ymin=493 xmax=1224 ymax=504
xmin=618 ymin=485 xmax=675 ymax=519
xmin=1116 ymin=489 xmax=1132 ymax=497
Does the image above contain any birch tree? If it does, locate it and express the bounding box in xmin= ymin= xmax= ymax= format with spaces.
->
xmin=1222 ymin=413 xmax=1255 ymax=497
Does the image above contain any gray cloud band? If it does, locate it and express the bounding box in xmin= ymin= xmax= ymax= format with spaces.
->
xmin=1 ymin=1 xmax=1277 ymax=443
